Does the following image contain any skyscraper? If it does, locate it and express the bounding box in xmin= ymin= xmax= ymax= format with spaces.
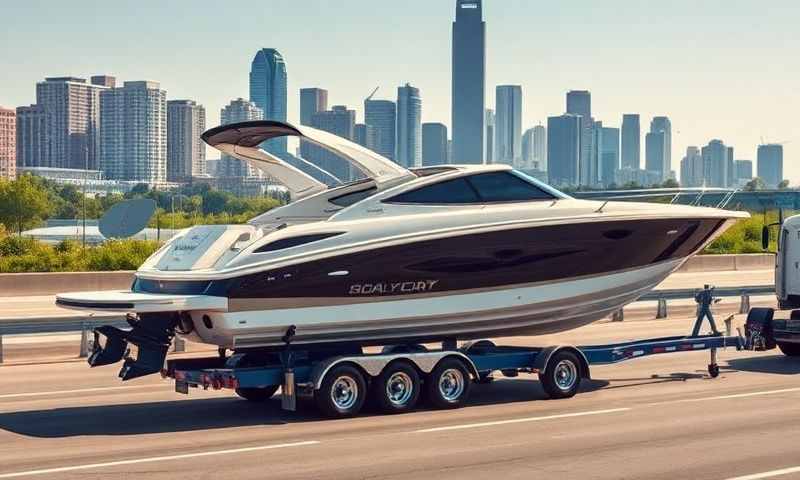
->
xmin=734 ymin=159 xmax=753 ymax=186
xmin=701 ymin=139 xmax=728 ymax=188
xmin=621 ymin=114 xmax=640 ymax=170
xmin=250 ymin=48 xmax=288 ymax=156
xmin=34 ymin=76 xmax=110 ymax=170
xmin=645 ymin=116 xmax=671 ymax=181
xmin=547 ymin=114 xmax=581 ymax=187
xmin=219 ymin=98 xmax=263 ymax=178
xmin=15 ymin=105 xmax=46 ymax=169
xmin=522 ymin=128 xmax=535 ymax=169
xmin=726 ymin=146 xmax=735 ymax=187
xmin=167 ymin=100 xmax=206 ymax=182
xmin=533 ymin=125 xmax=547 ymax=171
xmin=396 ymin=83 xmax=422 ymax=168
xmin=596 ymin=124 xmax=619 ymax=187
xmin=299 ymin=88 xmax=328 ymax=126
xmin=566 ymin=90 xmax=593 ymax=185
xmin=354 ymin=123 xmax=377 ymax=150
xmin=0 ymin=107 xmax=15 ymax=180
xmin=680 ymin=146 xmax=704 ymax=187
xmin=757 ymin=144 xmax=783 ymax=188
xmin=495 ymin=85 xmax=522 ymax=167
xmin=451 ymin=0 xmax=485 ymax=164
xmin=364 ymin=99 xmax=396 ymax=160
xmin=310 ymin=105 xmax=357 ymax=181
xmin=100 ymin=81 xmax=167 ymax=183
xmin=485 ymin=109 xmax=495 ymax=163
xmin=422 ymin=122 xmax=448 ymax=166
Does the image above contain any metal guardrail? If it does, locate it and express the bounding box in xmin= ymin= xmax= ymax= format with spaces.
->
xmin=0 ymin=285 xmax=778 ymax=363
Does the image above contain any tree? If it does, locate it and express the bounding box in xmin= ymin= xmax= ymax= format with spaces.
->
xmin=778 ymin=179 xmax=790 ymax=190
xmin=0 ymin=175 xmax=53 ymax=234
xmin=743 ymin=177 xmax=765 ymax=191
xmin=661 ymin=178 xmax=680 ymax=188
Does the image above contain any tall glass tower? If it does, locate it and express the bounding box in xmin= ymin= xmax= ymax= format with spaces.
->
xmin=249 ymin=48 xmax=288 ymax=156
xmin=451 ymin=0 xmax=485 ymax=164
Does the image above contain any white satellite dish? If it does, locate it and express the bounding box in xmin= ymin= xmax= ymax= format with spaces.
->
xmin=99 ymin=199 xmax=157 ymax=239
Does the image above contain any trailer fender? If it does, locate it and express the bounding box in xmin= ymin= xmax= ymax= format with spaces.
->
xmin=310 ymin=352 xmax=479 ymax=390
xmin=532 ymin=346 xmax=591 ymax=380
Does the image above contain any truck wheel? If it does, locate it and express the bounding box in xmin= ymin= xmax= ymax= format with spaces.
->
xmin=235 ymin=385 xmax=279 ymax=402
xmin=778 ymin=342 xmax=800 ymax=357
xmin=373 ymin=362 xmax=421 ymax=413
xmin=539 ymin=350 xmax=582 ymax=399
xmin=426 ymin=358 xmax=472 ymax=409
xmin=315 ymin=364 xmax=367 ymax=418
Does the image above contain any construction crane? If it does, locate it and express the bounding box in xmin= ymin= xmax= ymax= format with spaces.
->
xmin=365 ymin=86 xmax=379 ymax=103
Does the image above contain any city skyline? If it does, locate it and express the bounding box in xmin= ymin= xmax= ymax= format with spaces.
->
xmin=1 ymin=1 xmax=797 ymax=180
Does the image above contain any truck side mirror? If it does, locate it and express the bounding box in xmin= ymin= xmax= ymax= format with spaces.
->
xmin=762 ymin=225 xmax=770 ymax=250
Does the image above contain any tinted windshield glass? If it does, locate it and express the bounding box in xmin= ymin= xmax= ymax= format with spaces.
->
xmin=468 ymin=172 xmax=554 ymax=202
xmin=388 ymin=177 xmax=479 ymax=204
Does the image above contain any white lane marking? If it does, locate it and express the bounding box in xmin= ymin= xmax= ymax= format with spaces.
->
xmin=0 ymin=385 xmax=165 ymax=399
xmin=724 ymin=465 xmax=800 ymax=480
xmin=646 ymin=387 xmax=800 ymax=406
xmin=0 ymin=441 xmax=319 ymax=478
xmin=413 ymin=407 xmax=631 ymax=433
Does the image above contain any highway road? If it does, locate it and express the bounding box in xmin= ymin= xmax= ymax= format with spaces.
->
xmin=1 ymin=313 xmax=799 ymax=479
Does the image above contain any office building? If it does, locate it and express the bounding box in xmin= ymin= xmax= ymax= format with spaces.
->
xmin=310 ymin=105 xmax=357 ymax=181
xmin=15 ymin=105 xmax=46 ymax=169
xmin=422 ymin=122 xmax=448 ymax=166
xmin=566 ymin=90 xmax=593 ymax=185
xmin=218 ymin=98 xmax=263 ymax=178
xmin=734 ymin=159 xmax=753 ymax=187
xmin=451 ymin=0 xmax=485 ymax=163
xmin=645 ymin=116 xmax=671 ymax=182
xmin=354 ymin=123 xmax=377 ymax=150
xmin=299 ymin=88 xmax=328 ymax=126
xmin=100 ymin=81 xmax=167 ymax=183
xmin=596 ymin=124 xmax=619 ymax=187
xmin=680 ymin=146 xmax=704 ymax=187
xmin=522 ymin=128 xmax=535 ymax=169
xmin=701 ymin=139 xmax=728 ymax=188
xmin=495 ymin=85 xmax=522 ymax=167
xmin=621 ymin=114 xmax=641 ymax=170
xmin=364 ymin=99 xmax=396 ymax=161
xmin=250 ymin=48 xmax=288 ymax=156
xmin=396 ymin=83 xmax=422 ymax=168
xmin=167 ymin=100 xmax=206 ymax=182
xmin=547 ymin=114 xmax=581 ymax=187
xmin=0 ymin=107 xmax=15 ymax=179
xmin=757 ymin=144 xmax=784 ymax=188
xmin=532 ymin=124 xmax=547 ymax=171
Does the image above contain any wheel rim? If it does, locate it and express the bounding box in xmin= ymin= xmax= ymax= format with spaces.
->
xmin=386 ymin=371 xmax=414 ymax=406
xmin=438 ymin=368 xmax=465 ymax=401
xmin=331 ymin=375 xmax=358 ymax=410
xmin=554 ymin=360 xmax=578 ymax=391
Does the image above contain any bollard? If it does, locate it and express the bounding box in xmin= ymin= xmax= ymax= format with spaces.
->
xmin=739 ymin=292 xmax=750 ymax=314
xmin=79 ymin=324 xmax=91 ymax=358
xmin=656 ymin=297 xmax=668 ymax=319
xmin=173 ymin=336 xmax=186 ymax=353
xmin=612 ymin=308 xmax=624 ymax=322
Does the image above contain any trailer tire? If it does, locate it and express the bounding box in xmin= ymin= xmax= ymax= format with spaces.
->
xmin=426 ymin=358 xmax=472 ymax=409
xmin=778 ymin=342 xmax=800 ymax=357
xmin=373 ymin=361 xmax=421 ymax=413
xmin=315 ymin=364 xmax=367 ymax=418
xmin=539 ymin=350 xmax=582 ymax=399
xmin=235 ymin=385 xmax=279 ymax=402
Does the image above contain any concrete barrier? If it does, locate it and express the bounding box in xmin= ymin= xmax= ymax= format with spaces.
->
xmin=0 ymin=271 xmax=135 ymax=297
xmin=678 ymin=253 xmax=773 ymax=273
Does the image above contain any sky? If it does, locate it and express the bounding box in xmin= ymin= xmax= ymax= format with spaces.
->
xmin=1 ymin=0 xmax=798 ymax=181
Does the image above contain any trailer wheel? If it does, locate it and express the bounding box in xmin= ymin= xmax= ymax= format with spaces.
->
xmin=373 ymin=362 xmax=421 ymax=413
xmin=778 ymin=342 xmax=800 ymax=357
xmin=539 ymin=350 xmax=582 ymax=399
xmin=235 ymin=385 xmax=279 ymax=402
xmin=315 ymin=364 xmax=367 ymax=418
xmin=426 ymin=358 xmax=472 ymax=409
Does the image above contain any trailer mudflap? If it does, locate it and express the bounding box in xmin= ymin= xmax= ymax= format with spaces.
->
xmin=88 ymin=314 xmax=177 ymax=380
xmin=744 ymin=308 xmax=776 ymax=351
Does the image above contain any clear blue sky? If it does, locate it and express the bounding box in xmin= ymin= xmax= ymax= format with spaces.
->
xmin=2 ymin=0 xmax=798 ymax=180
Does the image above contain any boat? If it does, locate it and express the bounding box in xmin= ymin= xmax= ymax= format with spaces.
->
xmin=56 ymin=120 xmax=748 ymax=379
